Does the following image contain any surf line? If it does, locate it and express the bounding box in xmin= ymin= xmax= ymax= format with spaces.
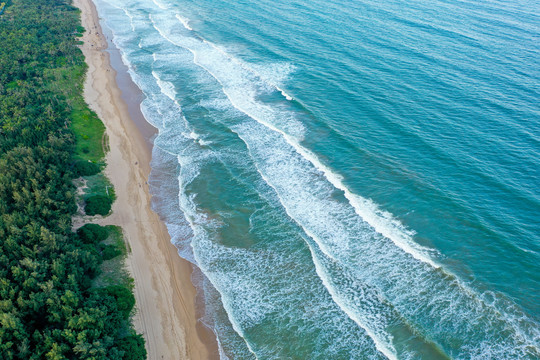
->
xmin=203 ymin=64 xmax=440 ymax=269
xmin=307 ymin=241 xmax=399 ymax=360
xmin=148 ymin=14 xmax=438 ymax=269
xmin=153 ymin=20 xmax=439 ymax=269
xmin=175 ymin=153 xmax=260 ymax=360
xmin=244 ymin=162 xmax=398 ymax=360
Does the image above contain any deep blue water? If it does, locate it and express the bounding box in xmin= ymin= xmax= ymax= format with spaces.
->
xmin=93 ymin=0 xmax=540 ymax=358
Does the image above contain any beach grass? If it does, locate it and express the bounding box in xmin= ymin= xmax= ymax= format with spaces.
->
xmin=71 ymin=103 xmax=107 ymax=162
xmin=83 ymin=172 xmax=116 ymax=201
xmin=46 ymin=64 xmax=107 ymax=163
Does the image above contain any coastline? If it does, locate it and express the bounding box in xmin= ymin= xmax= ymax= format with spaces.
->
xmin=73 ymin=0 xmax=219 ymax=358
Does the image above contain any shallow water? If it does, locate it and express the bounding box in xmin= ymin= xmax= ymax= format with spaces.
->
xmin=93 ymin=0 xmax=540 ymax=358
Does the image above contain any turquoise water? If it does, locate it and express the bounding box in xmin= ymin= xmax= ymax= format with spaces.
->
xmin=93 ymin=0 xmax=540 ymax=358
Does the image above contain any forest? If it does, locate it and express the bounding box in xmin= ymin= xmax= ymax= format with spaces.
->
xmin=0 ymin=0 xmax=146 ymax=358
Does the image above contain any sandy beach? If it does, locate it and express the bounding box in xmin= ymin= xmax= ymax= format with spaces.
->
xmin=73 ymin=0 xmax=218 ymax=358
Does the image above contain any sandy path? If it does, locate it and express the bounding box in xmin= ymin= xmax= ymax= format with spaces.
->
xmin=73 ymin=0 xmax=218 ymax=358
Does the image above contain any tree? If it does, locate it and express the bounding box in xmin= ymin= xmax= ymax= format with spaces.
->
xmin=0 ymin=1 xmax=145 ymax=358
xmin=84 ymin=195 xmax=111 ymax=216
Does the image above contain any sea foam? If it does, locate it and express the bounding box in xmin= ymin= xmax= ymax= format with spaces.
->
xmin=92 ymin=0 xmax=540 ymax=357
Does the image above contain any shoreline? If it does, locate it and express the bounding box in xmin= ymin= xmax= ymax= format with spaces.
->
xmin=73 ymin=0 xmax=219 ymax=358
xmin=100 ymin=23 xmax=157 ymax=150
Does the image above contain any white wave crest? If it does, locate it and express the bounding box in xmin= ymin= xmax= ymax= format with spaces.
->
xmin=176 ymin=14 xmax=193 ymax=31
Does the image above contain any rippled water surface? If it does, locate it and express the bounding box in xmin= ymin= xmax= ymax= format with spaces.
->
xmin=93 ymin=0 xmax=540 ymax=358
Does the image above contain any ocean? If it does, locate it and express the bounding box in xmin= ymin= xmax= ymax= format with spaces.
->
xmin=91 ymin=0 xmax=540 ymax=358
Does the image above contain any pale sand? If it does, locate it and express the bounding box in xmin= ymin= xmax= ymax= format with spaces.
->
xmin=73 ymin=0 xmax=218 ymax=358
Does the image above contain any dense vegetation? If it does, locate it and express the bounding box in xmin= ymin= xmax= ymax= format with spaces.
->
xmin=84 ymin=195 xmax=112 ymax=216
xmin=0 ymin=0 xmax=146 ymax=358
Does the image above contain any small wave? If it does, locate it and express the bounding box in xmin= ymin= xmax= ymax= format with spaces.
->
xmin=176 ymin=14 xmax=193 ymax=31
xmin=151 ymin=0 xmax=168 ymax=10
xmin=277 ymin=86 xmax=293 ymax=100
xmin=287 ymin=134 xmax=440 ymax=268
xmin=151 ymin=70 xmax=178 ymax=103
xmin=305 ymin=241 xmax=399 ymax=360
xmin=119 ymin=7 xmax=136 ymax=31
xmin=183 ymin=131 xmax=212 ymax=146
